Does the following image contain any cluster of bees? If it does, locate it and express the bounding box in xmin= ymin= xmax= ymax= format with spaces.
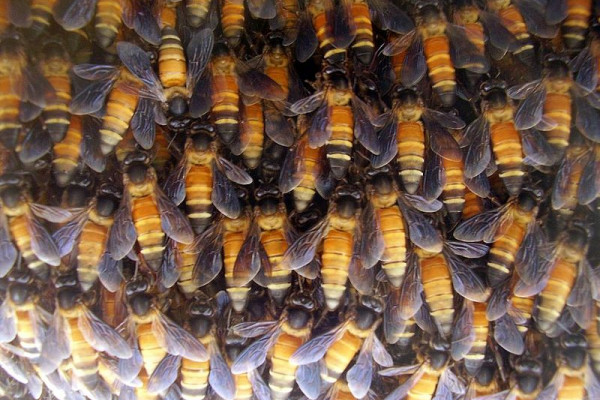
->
xmin=1 ymin=0 xmax=600 ymax=399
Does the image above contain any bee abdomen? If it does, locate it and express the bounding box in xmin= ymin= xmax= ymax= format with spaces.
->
xmin=68 ymin=317 xmax=102 ymax=390
xmin=465 ymin=302 xmax=488 ymax=375
xmin=407 ymin=369 xmax=441 ymax=400
xmin=327 ymin=105 xmax=354 ymax=179
xmin=221 ymin=0 xmax=245 ymax=47
xmin=323 ymin=331 xmax=362 ymax=384
xmin=43 ymin=74 xmax=71 ymax=142
xmin=562 ymin=0 xmax=592 ymax=49
xmin=350 ymin=1 xmax=374 ymax=64
xmin=510 ymin=294 xmax=534 ymax=334
xmin=177 ymin=243 xmax=200 ymax=298
xmin=321 ymin=229 xmax=354 ymax=310
xmin=489 ymin=121 xmax=524 ymax=195
xmin=186 ymin=164 xmax=213 ymax=234
xmin=423 ymin=35 xmax=456 ymax=106
xmin=557 ymin=375 xmax=585 ymax=399
xmin=441 ymin=157 xmax=466 ymax=217
xmin=100 ymin=83 xmax=139 ymax=155
xmin=269 ymin=333 xmax=303 ymax=400
xmin=224 ymin=230 xmax=250 ymax=312
xmin=131 ymin=195 xmax=165 ymax=271
xmin=0 ymin=77 xmax=21 ymax=148
xmin=53 ymin=115 xmax=82 ymax=187
xmin=15 ymin=309 xmax=41 ymax=356
xmin=378 ymin=207 xmax=407 ymax=287
xmin=234 ymin=373 xmax=253 ymax=400
xmin=488 ymin=221 xmax=527 ymax=287
xmin=419 ymin=252 xmax=454 ymax=337
xmin=462 ymin=189 xmax=484 ymax=220
xmin=293 ymin=145 xmax=320 ymax=212
xmin=312 ymin=11 xmax=346 ymax=63
xmin=181 ymin=358 xmax=209 ymax=400
xmin=10 ymin=215 xmax=48 ymax=278
xmin=137 ymin=322 xmax=168 ymax=376
xmin=241 ymin=102 xmax=264 ymax=169
xmin=587 ymin=308 xmax=600 ymax=376
xmin=261 ymin=230 xmax=291 ymax=305
xmin=265 ymin=66 xmax=289 ymax=99
xmin=536 ymin=259 xmax=577 ymax=332
xmin=211 ymin=74 xmax=240 ymax=145
xmin=543 ymin=92 xmax=572 ymax=150
xmin=186 ymin=0 xmax=211 ymax=27
xmin=498 ymin=6 xmax=534 ymax=65
xmin=77 ymin=220 xmax=110 ymax=291
xmin=95 ymin=0 xmax=123 ymax=48
xmin=29 ymin=0 xmax=54 ymax=34
xmin=397 ymin=121 xmax=425 ymax=194
xmin=159 ymin=25 xmax=186 ymax=89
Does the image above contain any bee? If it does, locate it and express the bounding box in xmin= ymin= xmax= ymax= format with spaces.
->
xmin=220 ymin=0 xmax=276 ymax=48
xmin=29 ymin=0 xmax=58 ymax=35
xmin=290 ymin=65 xmax=380 ymax=180
xmin=164 ymin=123 xmax=252 ymax=235
xmin=278 ymin=114 xmax=333 ymax=212
xmin=51 ymin=114 xmax=86 ymax=188
xmin=270 ymin=0 xmax=300 ymax=46
xmin=508 ymin=54 xmax=594 ymax=152
xmin=0 ymin=173 xmax=72 ymax=279
xmin=463 ymin=80 xmax=561 ymax=197
xmin=587 ymin=303 xmax=600 ymax=377
xmin=146 ymin=291 xmax=235 ymax=400
xmin=53 ymin=184 xmax=122 ymax=292
xmin=451 ymin=300 xmax=490 ymax=378
xmin=291 ymin=293 xmax=392 ymax=398
xmin=59 ymin=171 xmax=93 ymax=209
xmin=230 ymin=290 xmax=320 ymax=400
xmin=0 ymin=346 xmax=42 ymax=400
xmin=38 ymin=268 xmax=132 ymax=400
xmin=485 ymin=0 xmax=557 ymax=66
xmin=463 ymin=347 xmax=505 ymax=399
xmin=383 ymin=284 xmax=418 ymax=347
xmin=379 ymin=336 xmax=465 ymax=400
xmin=455 ymin=190 xmax=542 ymax=288
xmin=99 ymin=283 xmax=126 ymax=329
xmin=545 ymin=0 xmax=592 ymax=49
xmin=0 ymin=1 xmax=31 ymax=33
xmin=371 ymin=86 xmax=465 ymax=194
xmin=185 ymin=0 xmax=213 ymax=27
xmin=0 ymin=36 xmax=50 ymax=149
xmin=117 ymin=276 xmax=210 ymax=391
xmin=107 ymin=151 xmax=194 ymax=272
xmin=0 ymin=268 xmax=49 ymax=359
xmin=191 ymin=41 xmax=286 ymax=148
xmin=382 ymin=0 xmax=489 ymax=107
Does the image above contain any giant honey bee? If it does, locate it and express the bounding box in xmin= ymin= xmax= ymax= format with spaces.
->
xmin=545 ymin=0 xmax=593 ymax=50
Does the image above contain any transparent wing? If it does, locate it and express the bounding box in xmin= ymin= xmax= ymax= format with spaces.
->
xmin=453 ymin=205 xmax=511 ymax=243
xmin=397 ymin=198 xmax=443 ymax=253
xmin=147 ymin=354 xmax=181 ymax=394
xmin=0 ymin=213 xmax=17 ymax=277
xmin=29 ymin=203 xmax=73 ymax=223
xmin=53 ymin=0 xmax=96 ymax=30
xmin=290 ymin=323 xmax=349 ymax=365
xmin=445 ymin=250 xmax=490 ymax=302
xmin=156 ymin=188 xmax=194 ymax=245
xmin=296 ymin=362 xmax=322 ymax=400
xmin=208 ymin=342 xmax=236 ymax=400
xmin=97 ymin=252 xmax=123 ymax=293
xmin=399 ymin=254 xmax=423 ymax=319
xmin=347 ymin=334 xmax=375 ymax=399
xmin=212 ymin=162 xmax=243 ymax=219
xmin=494 ymin=314 xmax=524 ymax=355
xmin=116 ymin=42 xmax=165 ymax=102
xmin=108 ymin=193 xmax=136 ymax=261
xmin=371 ymin=121 xmax=398 ymax=168
xmin=52 ymin=209 xmax=88 ymax=257
xmin=248 ymin=369 xmax=271 ymax=400
xmin=463 ymin=117 xmax=492 ymax=178
xmin=0 ymin=299 xmax=16 ymax=343
xmin=380 ymin=364 xmax=426 ymax=400
xmin=152 ymin=310 xmax=209 ymax=362
xmin=231 ymin=329 xmax=280 ymax=374
xmin=360 ymin=201 xmax=385 ymax=269
xmin=281 ymin=219 xmax=328 ymax=270
xmin=217 ymin=157 xmax=253 ymax=185
xmin=186 ymin=28 xmax=214 ymax=92
xmin=163 ymin=156 xmax=189 ymax=206
xmin=513 ymin=86 xmax=546 ymax=130
xmin=191 ymin=223 xmax=224 ymax=287
xmin=451 ymin=300 xmax=475 ymax=361
xmin=78 ymin=305 xmax=132 ymax=359
xmin=131 ymin=98 xmax=157 ymax=150
xmin=26 ymin=213 xmax=61 ymax=266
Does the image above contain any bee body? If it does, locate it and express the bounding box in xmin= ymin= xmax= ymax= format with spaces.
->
xmin=52 ymin=115 xmax=82 ymax=187
xmin=136 ymin=318 xmax=168 ymax=376
xmin=185 ymin=160 xmax=214 ymax=234
xmin=543 ymin=91 xmax=572 ymax=150
xmin=30 ymin=0 xmax=56 ymax=34
xmin=322 ymin=217 xmax=356 ymax=310
xmin=562 ymin=0 xmax=592 ymax=49
xmin=14 ymin=303 xmax=41 ymax=357
xmin=257 ymin=209 xmax=290 ymax=305
xmin=511 ymin=293 xmax=534 ymax=336
xmin=488 ymin=1 xmax=533 ymax=65
xmin=586 ymin=305 xmax=600 ymax=375
xmin=441 ymin=157 xmax=466 ymax=217
xmin=130 ymin=193 xmax=165 ymax=271
xmin=397 ymin=120 xmax=426 ymax=194
xmin=77 ymin=210 xmax=113 ymax=291
xmin=464 ymin=302 xmax=489 ymax=373
xmin=0 ymin=39 xmax=27 ymax=148
xmin=8 ymin=214 xmax=46 ymax=278
xmin=422 ymin=35 xmax=455 ymax=106
xmin=221 ymin=0 xmax=245 ymax=47
xmin=309 ymin=0 xmax=346 ymax=63
xmin=177 ymin=243 xmax=200 ymax=297
xmin=270 ymin=327 xmax=310 ymax=400
xmin=211 ymin=55 xmax=240 ymax=145
xmin=292 ymin=135 xmax=321 ymax=212
xmin=64 ymin=310 xmax=102 ymax=391
xmin=186 ymin=0 xmax=212 ymax=27
xmin=322 ymin=324 xmax=365 ymax=384
xmin=159 ymin=6 xmax=187 ymax=105
xmin=95 ymin=0 xmax=124 ymax=49
xmin=39 ymin=42 xmax=71 ymax=142
xmin=350 ymin=0 xmax=374 ymax=64
xmin=241 ymin=101 xmax=264 ymax=169
xmin=180 ymin=335 xmax=211 ymax=400
xmin=326 ymin=103 xmax=354 ymax=179
xmin=408 ymin=366 xmax=444 ymax=400
xmin=224 ymin=214 xmax=252 ymax=312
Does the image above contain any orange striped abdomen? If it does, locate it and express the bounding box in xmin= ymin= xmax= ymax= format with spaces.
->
xmin=396 ymin=120 xmax=425 ymax=194
xmin=536 ymin=259 xmax=577 ymax=332
xmin=224 ymin=228 xmax=249 ymax=312
xmin=464 ymin=302 xmax=488 ymax=375
xmin=131 ymin=194 xmax=164 ymax=271
xmin=234 ymin=373 xmax=253 ymax=400
xmin=186 ymin=0 xmax=212 ymax=27
xmin=311 ymin=6 xmax=346 ymax=63
xmin=176 ymin=242 xmax=200 ymax=298
xmin=377 ymin=206 xmax=407 ymax=287
xmin=270 ymin=332 xmax=305 ymax=400
xmin=562 ymin=0 xmax=592 ymax=49
xmin=557 ymin=375 xmax=585 ymax=400
xmin=487 ymin=218 xmax=527 ymax=287
xmin=77 ymin=218 xmax=110 ymax=291
xmin=181 ymin=357 xmax=209 ymax=400
xmin=510 ymin=293 xmax=534 ymax=335
xmin=100 ymin=287 xmax=121 ymax=328
xmin=185 ymin=164 xmax=213 ymax=234
xmin=221 ymin=0 xmax=244 ymax=47
xmin=464 ymin=22 xmax=485 ymax=53
xmin=30 ymin=0 xmax=56 ymax=33
xmin=441 ymin=157 xmax=466 ymax=217
xmin=422 ymin=35 xmax=455 ymax=106
xmin=136 ymin=369 xmax=159 ymax=400
xmin=543 ymin=92 xmax=572 ymax=150
xmin=391 ymin=47 xmax=408 ymax=84
xmin=265 ymin=65 xmax=289 ymax=99
xmin=15 ymin=307 xmax=41 ymax=356
xmin=261 ymin=229 xmax=290 ymax=305
xmin=241 ymin=102 xmax=264 ymax=169
xmin=67 ymin=315 xmax=102 ymax=391
xmin=418 ymin=251 xmax=454 ymax=337
xmin=43 ymin=73 xmax=71 ymax=142
xmin=9 ymin=214 xmax=47 ymax=277
xmin=211 ymin=72 xmax=240 ymax=144
xmin=321 ymin=228 xmax=354 ymax=310
xmin=462 ymin=189 xmax=484 ymax=220
xmin=0 ymin=75 xmax=21 ymax=148
xmin=327 ymin=105 xmax=354 ymax=179
xmin=323 ymin=330 xmax=362 ymax=384
xmin=293 ymin=140 xmax=320 ymax=211
xmin=159 ymin=25 xmax=186 ymax=89
xmin=350 ymin=1 xmax=374 ymax=64
xmin=99 ymin=81 xmax=139 ymax=155
xmin=555 ymin=155 xmax=584 ymax=214
xmin=95 ymin=0 xmax=123 ymax=48
xmin=498 ymin=5 xmax=533 ymax=64
xmin=587 ymin=305 xmax=600 ymax=375
xmin=52 ymin=114 xmax=82 ymax=187
xmin=489 ymin=121 xmax=524 ymax=195
xmin=407 ymin=368 xmax=442 ymax=400
xmin=137 ymin=321 xmax=168 ymax=376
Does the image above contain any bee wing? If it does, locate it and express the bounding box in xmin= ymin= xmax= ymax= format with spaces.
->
xmin=70 ymin=74 xmax=115 ymax=115
xmin=578 ymin=151 xmax=600 ymax=204
xmin=513 ymin=86 xmax=546 ymax=130
xmin=122 ymin=1 xmax=161 ymax=45
xmin=296 ymin=362 xmax=321 ymax=400
xmin=380 ymin=364 xmax=426 ymax=400
xmin=521 ymin=128 xmax=561 ymax=167
xmin=281 ymin=219 xmax=328 ymax=270
xmin=397 ymin=199 xmax=443 ymax=253
xmin=372 ymin=333 xmax=393 ymax=367
xmin=232 ymin=321 xmax=279 ymax=338
xmin=208 ymin=342 xmax=235 ymax=400
xmin=451 ymin=300 xmax=475 ymax=361
xmin=265 ymin=105 xmax=295 ymax=147
xmin=81 ymin=117 xmax=105 ymax=173
xmin=278 ymin=142 xmax=304 ymax=193
xmin=447 ymin=24 xmax=490 ymax=73
xmin=78 ymin=305 xmax=132 ymax=359
xmin=573 ymin=49 xmax=598 ymax=94
xmin=327 ymin=0 xmax=356 ymax=49
xmin=399 ymin=254 xmax=423 ymax=319
xmin=514 ymin=0 xmax=559 ymax=38
xmin=0 ymin=298 xmax=16 ymax=343
xmin=295 ymin=11 xmax=319 ymax=63
xmin=493 ymin=314 xmax=524 ymax=355
xmin=453 ymin=205 xmax=512 ymax=243
xmin=117 ymin=319 xmax=144 ymax=383
xmin=52 ymin=209 xmax=88 ymax=257
xmin=108 ymin=192 xmax=136 ymax=261
xmin=131 ymin=98 xmax=157 ymax=150
xmin=360 ymin=201 xmax=385 ymax=269
xmin=38 ymin=309 xmax=69 ymax=374
xmin=117 ymin=42 xmax=165 ymax=102
xmin=464 ymin=172 xmax=490 ymax=198
xmin=217 ymin=157 xmax=253 ymax=185
xmin=98 ymin=252 xmax=123 ymax=293
xmin=53 ymin=0 xmax=95 ymax=30
xmin=189 ymin=73 xmax=213 ymax=118
xmin=232 ymin=221 xmax=262 ymax=286
xmin=368 ymin=0 xmax=414 ymax=33
xmin=575 ymin=96 xmax=600 ymax=142
xmin=384 ymin=288 xmax=403 ymax=341
xmin=0 ymin=347 xmax=28 ymax=383
xmin=0 ymin=213 xmax=17 ymax=277
xmin=163 ymin=156 xmax=189 ymax=206
xmin=353 ymin=96 xmax=380 ymax=155
xmin=436 ymin=368 xmax=466 ymax=398
xmin=401 ymin=36 xmax=427 ymax=87
xmin=7 ymin=0 xmax=31 ymax=27
xmin=514 ymin=224 xmax=545 ymax=285
xmin=246 ymin=0 xmax=276 ymax=19
xmin=212 ymin=162 xmax=243 ymax=219
xmin=19 ymin=122 xmax=52 ymax=163
xmin=155 ymin=186 xmax=194 ymax=245
xmin=29 ymin=203 xmax=73 ymax=223
xmin=146 ymin=354 xmax=181 ymax=394
xmin=236 ymin=62 xmax=286 ymax=101
xmin=349 ymin=253 xmax=375 ymax=294
xmin=347 ymin=334 xmax=375 ymax=399
xmin=290 ymin=322 xmax=349 ymax=365
xmin=159 ymin=240 xmax=180 ymax=290
xmin=446 ymin=241 xmax=489 ymax=259
xmin=186 ymin=28 xmax=214 ymax=92
xmin=445 ymin=250 xmax=490 ymax=302
xmin=25 ymin=212 xmax=61 ymax=266
xmin=463 ymin=116 xmax=492 ymax=179
xmin=248 ymin=369 xmax=271 ymax=400
xmin=290 ymin=91 xmax=326 ymax=115
xmin=152 ymin=310 xmax=209 ymax=362
xmin=424 ymin=117 xmax=463 ymax=163
xmin=423 ymin=151 xmax=445 ymax=202
xmin=231 ymin=328 xmax=281 ymax=374
xmin=191 ymin=224 xmax=223 ymax=287
xmin=306 ymin=103 xmax=333 ymax=149
xmin=383 ymin=30 xmax=415 ymax=56
xmin=486 ymin=283 xmax=510 ymax=321
xmin=479 ymin=11 xmax=519 ymax=55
